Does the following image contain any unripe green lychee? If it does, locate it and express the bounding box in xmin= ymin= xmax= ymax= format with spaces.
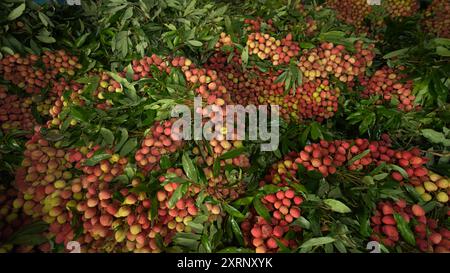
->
xmin=436 ymin=179 xmax=448 ymax=189
xmin=424 ymin=181 xmax=438 ymax=192
xmin=420 ymin=193 xmax=432 ymax=202
xmin=436 ymin=192 xmax=448 ymax=203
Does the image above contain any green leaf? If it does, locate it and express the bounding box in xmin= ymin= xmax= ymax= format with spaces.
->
xmin=299 ymin=126 xmax=310 ymax=146
xmin=253 ymin=197 xmax=271 ymax=222
xmin=187 ymin=40 xmax=203 ymax=47
xmin=164 ymin=24 xmax=177 ymax=31
xmin=421 ymin=129 xmax=449 ymax=146
xmin=421 ymin=201 xmax=440 ymax=213
xmin=42 ymin=129 xmax=64 ymax=142
xmin=300 ymin=237 xmax=335 ymax=249
xmin=184 ymin=0 xmax=197 ymax=16
xmin=393 ymin=213 xmax=416 ymax=246
xmin=213 ymin=158 xmax=220 ymax=177
xmin=121 ymin=7 xmax=133 ymax=26
xmin=187 ymin=221 xmax=203 ymax=234
xmin=373 ymin=173 xmax=389 ymax=181
xmin=201 ymin=234 xmax=212 ymax=253
xmin=7 ymin=221 xmax=48 ymax=241
xmin=261 ymin=184 xmax=281 ymax=194
xmin=115 ymin=31 xmax=129 ymax=58
xmin=219 ymin=147 xmax=246 ymax=160
xmin=38 ymin=12 xmax=51 ymax=27
xmin=8 ymin=3 xmax=26 ymax=21
xmin=75 ymin=33 xmax=90 ymax=48
xmin=290 ymin=183 xmax=307 ymax=194
xmin=383 ymin=48 xmax=410 ymax=59
xmin=173 ymin=236 xmax=200 ymax=250
xmin=100 ymin=128 xmax=114 ymax=146
xmin=107 ymin=72 xmax=137 ymax=101
xmin=300 ymin=42 xmax=315 ymax=49
xmin=182 ymin=152 xmax=198 ymax=183
xmin=217 ymin=247 xmax=254 ymax=253
xmin=114 ymin=128 xmax=128 ymax=152
xmin=8 ymin=234 xmax=48 ymax=246
xmin=362 ymin=176 xmax=374 ymax=185
xmin=160 ymin=155 xmax=171 ymax=169
xmin=70 ymin=106 xmax=90 ymax=122
xmin=241 ymin=46 xmax=249 ymax=66
xmin=125 ymin=64 xmax=134 ymax=82
xmin=230 ymin=217 xmax=244 ymax=246
xmin=223 ymin=204 xmax=245 ymax=219
xmin=323 ymin=199 xmax=351 ymax=213
xmin=319 ymin=31 xmax=346 ymax=40
xmin=347 ymin=149 xmax=370 ymax=166
xmin=36 ymin=35 xmax=56 ymax=44
xmin=83 ymin=153 xmax=111 ymax=166
xmin=433 ymin=38 xmax=450 ymax=46
xmin=359 ymin=112 xmax=375 ymax=133
xmin=359 ymin=211 xmax=371 ymax=237
xmin=232 ymin=196 xmax=254 ymax=206
xmin=389 ymin=164 xmax=409 ymax=179
xmin=436 ymin=46 xmax=450 ymax=57
xmin=334 ymin=241 xmax=347 ymax=253
xmin=310 ymin=122 xmax=322 ymax=140
xmin=120 ymin=138 xmax=137 ymax=157
xmin=1 ymin=46 xmax=14 ymax=55
xmin=168 ymin=183 xmax=188 ymax=208
xmin=290 ymin=216 xmax=310 ymax=229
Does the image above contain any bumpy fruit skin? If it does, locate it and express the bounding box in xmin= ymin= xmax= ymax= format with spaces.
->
xmin=241 ymin=189 xmax=303 ymax=253
xmin=0 ymin=86 xmax=36 ymax=132
xmin=0 ymin=50 xmax=81 ymax=95
xmin=414 ymin=171 xmax=450 ymax=204
xmin=383 ymin=0 xmax=419 ymax=19
xmin=135 ymin=119 xmax=184 ymax=172
xmin=0 ymin=185 xmax=38 ymax=250
xmin=359 ymin=67 xmax=418 ymax=112
xmin=371 ymin=200 xmax=449 ymax=252
xmin=247 ymin=32 xmax=300 ymax=66
xmin=326 ymin=0 xmax=372 ymax=32
xmin=298 ymin=41 xmax=375 ymax=83
xmin=436 ymin=192 xmax=449 ymax=203
xmin=259 ymin=137 xmax=430 ymax=187
xmin=411 ymin=204 xmax=425 ymax=217
xmin=423 ymin=0 xmax=450 ymax=38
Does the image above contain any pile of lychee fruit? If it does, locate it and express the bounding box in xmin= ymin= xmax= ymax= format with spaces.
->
xmin=292 ymin=138 xmax=394 ymax=177
xmin=326 ymin=0 xmax=372 ymax=33
xmin=383 ymin=0 xmax=419 ymax=19
xmin=47 ymin=78 xmax=83 ymax=128
xmin=215 ymin=32 xmax=233 ymax=50
xmin=252 ymin=138 xmax=448 ymax=253
xmin=128 ymin=54 xmax=171 ymax=80
xmin=135 ymin=119 xmax=184 ymax=172
xmin=258 ymin=136 xmax=434 ymax=190
xmin=243 ymin=18 xmax=275 ymax=33
xmin=422 ymin=0 xmax=450 ymax=38
xmin=414 ymin=170 xmax=449 ymax=203
xmin=0 ymin=50 xmax=81 ymax=95
xmin=0 ymin=185 xmax=38 ymax=253
xmin=247 ymin=32 xmax=300 ymax=66
xmin=207 ymin=50 xmax=342 ymax=123
xmin=298 ymin=41 xmax=375 ymax=83
xmin=206 ymin=51 xmax=269 ymax=106
xmin=370 ymin=200 xmax=449 ymax=252
xmin=0 ymin=85 xmax=36 ymax=132
xmin=12 ymin=129 xmax=78 ymax=248
xmin=241 ymin=189 xmax=303 ymax=253
xmin=359 ymin=66 xmax=418 ymax=112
